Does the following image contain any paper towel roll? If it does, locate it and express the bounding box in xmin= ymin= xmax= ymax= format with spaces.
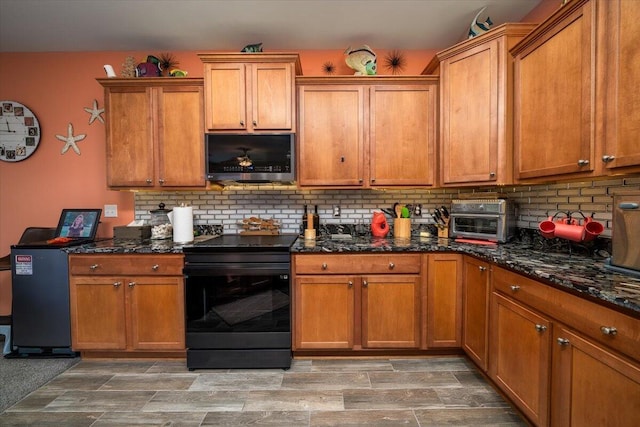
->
xmin=172 ymin=206 xmax=193 ymax=243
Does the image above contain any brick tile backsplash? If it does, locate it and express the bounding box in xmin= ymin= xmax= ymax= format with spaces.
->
xmin=135 ymin=177 xmax=640 ymax=236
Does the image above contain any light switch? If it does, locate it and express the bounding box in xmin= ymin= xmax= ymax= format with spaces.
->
xmin=104 ymin=204 xmax=118 ymax=218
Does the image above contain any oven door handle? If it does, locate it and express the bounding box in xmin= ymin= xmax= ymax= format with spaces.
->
xmin=184 ymin=263 xmax=290 ymax=276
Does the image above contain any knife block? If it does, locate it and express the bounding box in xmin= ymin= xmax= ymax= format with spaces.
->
xmin=437 ymin=218 xmax=450 ymax=238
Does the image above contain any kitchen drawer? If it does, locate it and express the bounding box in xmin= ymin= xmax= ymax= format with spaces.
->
xmin=493 ymin=266 xmax=640 ymax=362
xmin=69 ymin=254 xmax=184 ymax=276
xmin=294 ymin=254 xmax=421 ymax=275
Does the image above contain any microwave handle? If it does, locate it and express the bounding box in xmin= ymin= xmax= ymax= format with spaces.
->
xmin=619 ymin=202 xmax=639 ymax=210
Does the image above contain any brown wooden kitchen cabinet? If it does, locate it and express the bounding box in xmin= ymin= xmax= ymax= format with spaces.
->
xmin=68 ymin=254 xmax=185 ymax=355
xmin=426 ymin=253 xmax=462 ymax=348
xmin=490 ymin=292 xmax=551 ymax=427
xmin=512 ymin=0 xmax=640 ymax=182
xmin=98 ymin=78 xmax=205 ymax=189
xmin=293 ymin=253 xmax=421 ymax=351
xmin=297 ymin=76 xmax=437 ymax=188
xmin=551 ymin=325 xmax=640 ymax=427
xmin=433 ymin=23 xmax=536 ymax=186
xmin=199 ymin=53 xmax=301 ymax=133
xmin=462 ymin=256 xmax=490 ymax=371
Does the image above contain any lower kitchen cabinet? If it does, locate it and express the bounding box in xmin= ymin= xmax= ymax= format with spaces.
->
xmin=68 ymin=254 xmax=185 ymax=353
xmin=293 ymin=254 xmax=421 ymax=351
xmin=426 ymin=253 xmax=462 ymax=348
xmin=551 ymin=325 xmax=640 ymax=427
xmin=489 ymin=292 xmax=551 ymax=427
xmin=462 ymin=257 xmax=490 ymax=371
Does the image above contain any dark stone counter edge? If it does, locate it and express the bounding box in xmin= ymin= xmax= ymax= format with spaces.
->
xmin=66 ymin=235 xmax=640 ymax=317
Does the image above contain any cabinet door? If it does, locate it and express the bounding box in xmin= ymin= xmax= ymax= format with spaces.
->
xmin=440 ymin=41 xmax=499 ymax=185
xmin=298 ymin=85 xmax=365 ymax=186
xmin=69 ymin=276 xmax=127 ymax=350
xmin=514 ymin=0 xmax=595 ymax=180
xmin=362 ymin=275 xmax=420 ymax=348
xmin=294 ymin=275 xmax=355 ymax=349
xmin=462 ymin=257 xmax=490 ymax=371
xmin=105 ymin=87 xmax=154 ymax=187
xmin=204 ymin=63 xmax=246 ymax=131
xmin=600 ymin=0 xmax=640 ymax=173
xmin=252 ymin=62 xmax=294 ymax=131
xmin=490 ymin=292 xmax=551 ymax=427
xmin=369 ymin=85 xmax=436 ymax=187
xmin=426 ymin=254 xmax=462 ymax=348
xmin=551 ymin=326 xmax=640 ymax=427
xmin=128 ymin=276 xmax=185 ymax=350
xmin=157 ymin=85 xmax=205 ymax=187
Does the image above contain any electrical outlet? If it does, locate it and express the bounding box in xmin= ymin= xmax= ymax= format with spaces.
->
xmin=414 ymin=204 xmax=422 ymax=217
xmin=333 ymin=205 xmax=341 ymax=217
xmin=104 ymin=204 xmax=118 ymax=218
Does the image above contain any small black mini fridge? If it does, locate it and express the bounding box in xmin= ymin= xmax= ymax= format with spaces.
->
xmin=9 ymin=244 xmax=75 ymax=357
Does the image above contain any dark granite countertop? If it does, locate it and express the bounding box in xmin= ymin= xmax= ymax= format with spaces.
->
xmin=66 ymin=234 xmax=640 ymax=316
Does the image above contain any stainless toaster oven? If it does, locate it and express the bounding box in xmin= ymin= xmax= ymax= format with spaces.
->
xmin=449 ymin=199 xmax=516 ymax=243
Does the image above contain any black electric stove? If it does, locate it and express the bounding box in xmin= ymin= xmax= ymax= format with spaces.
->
xmin=183 ymin=233 xmax=298 ymax=253
xmin=182 ymin=233 xmax=298 ymax=370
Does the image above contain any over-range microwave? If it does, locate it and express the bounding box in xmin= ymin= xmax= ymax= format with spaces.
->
xmin=205 ymin=133 xmax=295 ymax=184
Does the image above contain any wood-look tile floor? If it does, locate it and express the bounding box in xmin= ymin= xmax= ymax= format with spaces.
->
xmin=0 ymin=356 xmax=528 ymax=426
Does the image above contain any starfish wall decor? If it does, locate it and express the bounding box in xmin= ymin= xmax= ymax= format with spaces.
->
xmin=56 ymin=123 xmax=86 ymax=155
xmin=83 ymin=99 xmax=105 ymax=125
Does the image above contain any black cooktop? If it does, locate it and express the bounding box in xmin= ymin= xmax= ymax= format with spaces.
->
xmin=183 ymin=233 xmax=299 ymax=252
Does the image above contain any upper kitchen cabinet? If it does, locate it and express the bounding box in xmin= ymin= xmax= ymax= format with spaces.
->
xmin=432 ymin=23 xmax=536 ymax=186
xmin=198 ymin=53 xmax=302 ymax=133
xmin=297 ymin=76 xmax=437 ymax=188
xmin=598 ymin=0 xmax=640 ymax=174
xmin=512 ymin=0 xmax=640 ymax=182
xmin=98 ymin=78 xmax=205 ymax=189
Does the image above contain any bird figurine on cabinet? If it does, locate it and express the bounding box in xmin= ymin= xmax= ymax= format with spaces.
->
xmin=345 ymin=45 xmax=377 ymax=75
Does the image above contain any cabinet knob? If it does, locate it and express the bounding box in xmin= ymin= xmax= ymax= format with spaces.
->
xmin=602 ymin=155 xmax=616 ymax=163
xmin=489 ymin=172 xmax=496 ymax=178
xmin=535 ymin=324 xmax=547 ymax=333
xmin=158 ymin=179 xmax=165 ymax=185
xmin=600 ymin=326 xmax=617 ymax=336
xmin=252 ymin=120 xmax=257 ymax=126
xmin=557 ymin=337 xmax=570 ymax=346
xmin=478 ymin=266 xmax=487 ymax=271
xmin=90 ymin=264 xmax=99 ymax=270
xmin=321 ymin=263 xmax=328 ymax=270
xmin=371 ymin=178 xmax=376 ymax=183
xmin=151 ymin=264 xmax=159 ymax=271
xmin=363 ymin=280 xmax=368 ymax=287
xmin=146 ymin=178 xmax=152 ymax=184
xmin=348 ymin=280 xmax=353 ymax=288
xmin=577 ymin=159 xmax=590 ymax=166
xmin=240 ymin=120 xmax=245 ymax=126
xmin=128 ymin=281 xmax=136 ymax=288
xmin=388 ymin=262 xmax=395 ymax=269
xmin=113 ymin=281 xmax=121 ymax=288
xmin=510 ymin=285 xmax=520 ymax=292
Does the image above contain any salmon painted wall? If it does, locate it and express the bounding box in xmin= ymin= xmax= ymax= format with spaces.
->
xmin=0 ymin=0 xmax=558 ymax=314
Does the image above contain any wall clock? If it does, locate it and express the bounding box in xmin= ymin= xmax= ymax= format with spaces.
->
xmin=0 ymin=100 xmax=41 ymax=162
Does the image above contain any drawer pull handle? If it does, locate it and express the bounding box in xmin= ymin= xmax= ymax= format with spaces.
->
xmin=510 ymin=285 xmax=520 ymax=292
xmin=146 ymin=178 xmax=152 ymax=184
xmin=557 ymin=338 xmax=570 ymax=346
xmin=600 ymin=326 xmax=617 ymax=336
xmin=478 ymin=266 xmax=487 ymax=271
xmin=602 ymin=154 xmax=615 ymax=163
xmin=128 ymin=281 xmax=136 ymax=288
xmin=363 ymin=280 xmax=368 ymax=287
xmin=577 ymin=159 xmax=590 ymax=166
xmin=348 ymin=281 xmax=353 ymax=288
xmin=321 ymin=263 xmax=328 ymax=270
xmin=152 ymin=264 xmax=159 ymax=271
xmin=113 ymin=281 xmax=121 ymax=288
xmin=158 ymin=179 xmax=165 ymax=185
xmin=388 ymin=262 xmax=395 ymax=270
xmin=90 ymin=264 xmax=99 ymax=270
xmin=535 ymin=324 xmax=547 ymax=333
